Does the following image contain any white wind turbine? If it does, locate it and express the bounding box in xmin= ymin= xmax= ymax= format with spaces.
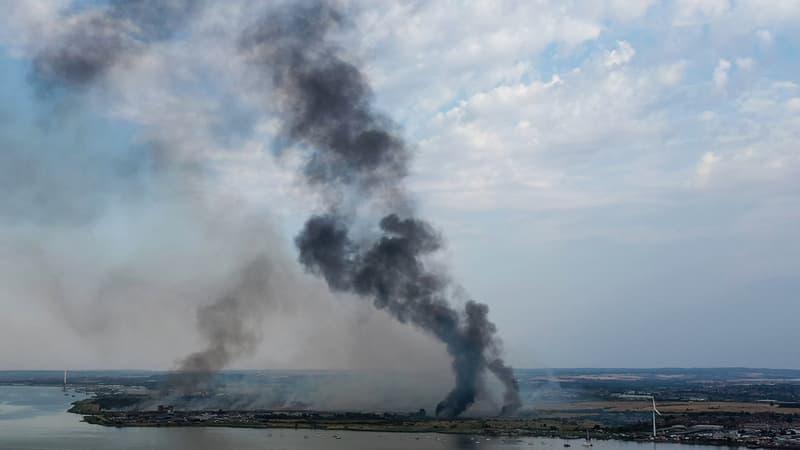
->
xmin=650 ymin=396 xmax=662 ymax=438
xmin=620 ymin=394 xmax=662 ymax=439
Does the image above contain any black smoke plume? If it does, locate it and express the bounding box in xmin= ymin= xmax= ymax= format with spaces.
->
xmin=242 ymin=1 xmax=520 ymax=417
xmin=29 ymin=0 xmax=521 ymax=415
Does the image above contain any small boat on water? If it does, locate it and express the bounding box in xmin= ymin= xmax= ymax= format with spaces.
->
xmin=582 ymin=430 xmax=593 ymax=447
xmin=333 ymin=434 xmax=342 ymax=440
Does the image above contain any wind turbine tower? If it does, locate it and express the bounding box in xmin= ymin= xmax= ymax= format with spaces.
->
xmin=651 ymin=396 xmax=662 ymax=438
xmin=620 ymin=394 xmax=662 ymax=439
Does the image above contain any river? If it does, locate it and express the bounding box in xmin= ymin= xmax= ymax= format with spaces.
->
xmin=0 ymin=386 xmax=748 ymax=450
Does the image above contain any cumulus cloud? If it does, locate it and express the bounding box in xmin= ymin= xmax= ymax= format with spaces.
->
xmin=688 ymin=80 xmax=800 ymax=192
xmin=355 ymin=1 xmax=647 ymax=123
xmin=407 ymin=41 xmax=686 ymax=214
xmin=736 ymin=57 xmax=755 ymax=71
xmin=674 ymin=0 xmax=731 ymax=25
xmin=696 ymin=151 xmax=720 ymax=179
xmin=785 ymin=97 xmax=800 ymax=112
xmin=713 ymin=59 xmax=731 ymax=90
xmin=602 ymin=0 xmax=657 ymax=21
xmin=657 ymin=61 xmax=688 ymax=86
xmin=604 ymin=41 xmax=636 ymax=68
xmin=756 ymin=29 xmax=774 ymax=45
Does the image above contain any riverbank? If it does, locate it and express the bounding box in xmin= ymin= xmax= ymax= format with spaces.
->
xmin=69 ymin=400 xmax=800 ymax=449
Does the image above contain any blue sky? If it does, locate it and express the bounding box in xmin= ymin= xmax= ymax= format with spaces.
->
xmin=0 ymin=0 xmax=798 ymax=370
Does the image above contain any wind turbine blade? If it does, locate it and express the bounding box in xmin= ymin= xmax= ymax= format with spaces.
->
xmin=652 ymin=398 xmax=662 ymax=416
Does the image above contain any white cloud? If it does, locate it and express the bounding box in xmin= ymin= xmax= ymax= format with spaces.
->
xmin=736 ymin=57 xmax=755 ymax=70
xmin=736 ymin=0 xmax=800 ymax=23
xmin=357 ymin=1 xmax=638 ymax=124
xmin=688 ymin=80 xmax=800 ymax=192
xmin=408 ymin=42 xmax=687 ymax=213
xmin=0 ymin=0 xmax=70 ymax=52
xmin=604 ymin=41 xmax=636 ymax=68
xmin=786 ymin=97 xmax=800 ymax=112
xmin=700 ymin=110 xmax=717 ymax=121
xmin=669 ymin=1 xmax=798 ymax=45
xmin=674 ymin=0 xmax=731 ymax=25
xmin=713 ymin=59 xmax=731 ymax=90
xmin=658 ymin=61 xmax=688 ymax=85
xmin=603 ymin=0 xmax=658 ymax=21
xmin=696 ymin=151 xmax=720 ymax=179
xmin=756 ymin=29 xmax=774 ymax=45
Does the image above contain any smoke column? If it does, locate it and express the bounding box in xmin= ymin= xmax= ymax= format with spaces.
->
xmin=166 ymin=257 xmax=274 ymax=394
xmin=20 ymin=0 xmax=521 ymax=416
xmin=28 ymin=0 xmax=281 ymax=392
xmin=241 ymin=1 xmax=520 ymax=417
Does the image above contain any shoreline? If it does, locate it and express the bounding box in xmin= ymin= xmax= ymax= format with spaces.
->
xmin=76 ymin=416 xmax=796 ymax=449
xmin=71 ymin=406 xmax=800 ymax=450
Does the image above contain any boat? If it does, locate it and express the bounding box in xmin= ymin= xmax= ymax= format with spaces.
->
xmin=333 ymin=434 xmax=342 ymax=440
xmin=582 ymin=430 xmax=593 ymax=447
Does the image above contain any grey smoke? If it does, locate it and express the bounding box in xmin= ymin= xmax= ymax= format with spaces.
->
xmin=242 ymin=1 xmax=521 ymax=417
xmin=29 ymin=0 xmax=270 ymax=390
xmin=167 ymin=257 xmax=272 ymax=394
xmin=33 ymin=0 xmax=200 ymax=87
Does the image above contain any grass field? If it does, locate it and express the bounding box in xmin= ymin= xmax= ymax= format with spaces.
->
xmin=529 ymin=400 xmax=800 ymax=415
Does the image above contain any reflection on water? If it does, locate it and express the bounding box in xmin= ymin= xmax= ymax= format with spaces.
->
xmin=0 ymin=386 xmax=744 ymax=450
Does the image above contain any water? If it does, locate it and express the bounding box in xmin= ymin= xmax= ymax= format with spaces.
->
xmin=0 ymin=386 xmax=742 ymax=450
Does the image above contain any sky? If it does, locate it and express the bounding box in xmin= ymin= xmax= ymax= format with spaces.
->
xmin=0 ymin=0 xmax=798 ymax=371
